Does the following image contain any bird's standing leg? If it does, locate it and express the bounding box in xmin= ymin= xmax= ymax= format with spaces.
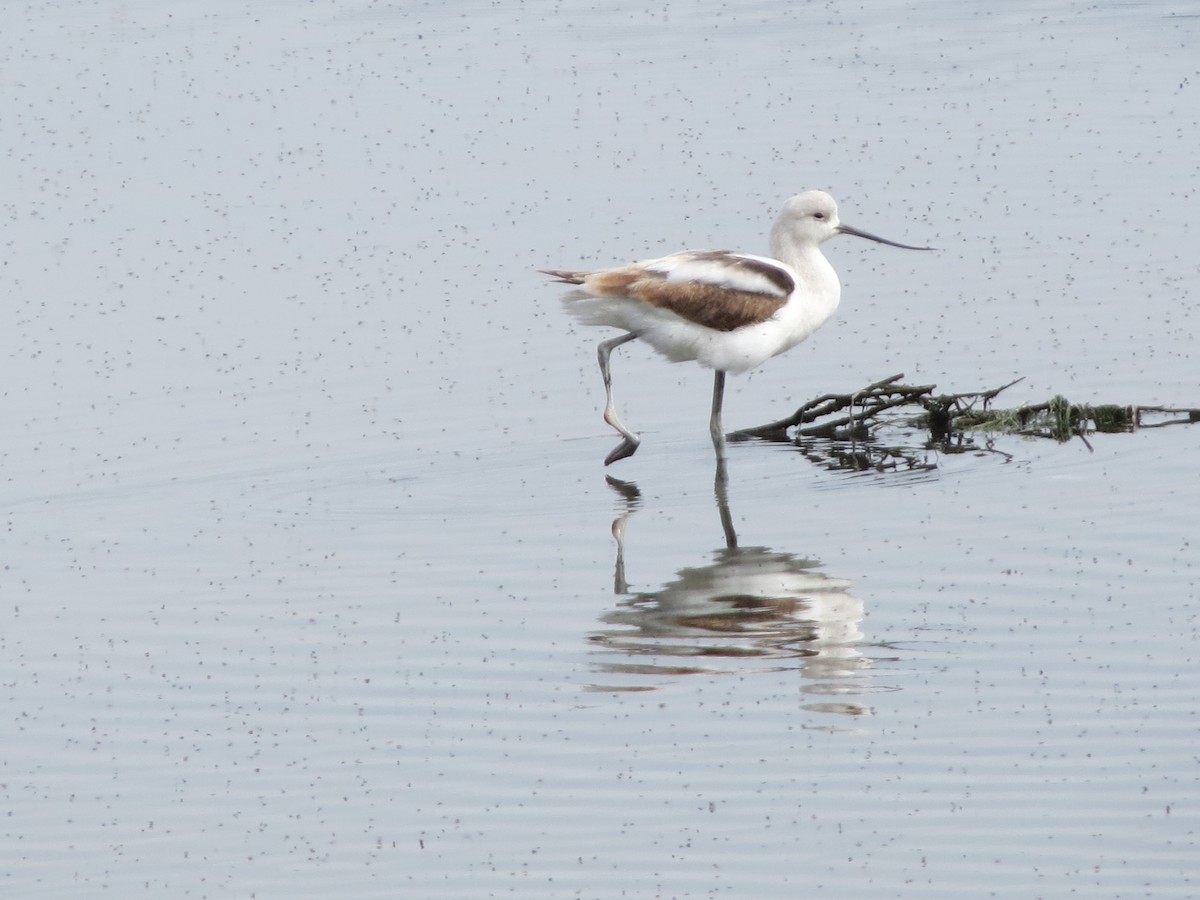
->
xmin=709 ymin=370 xmax=727 ymax=460
xmin=597 ymin=333 xmax=640 ymax=465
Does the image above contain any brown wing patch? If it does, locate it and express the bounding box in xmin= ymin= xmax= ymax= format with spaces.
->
xmin=580 ymin=265 xmax=787 ymax=332
xmin=630 ymin=279 xmax=788 ymax=331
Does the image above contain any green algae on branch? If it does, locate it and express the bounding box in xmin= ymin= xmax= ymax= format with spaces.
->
xmin=730 ymin=374 xmax=1200 ymax=446
xmin=923 ymin=392 xmax=1198 ymax=442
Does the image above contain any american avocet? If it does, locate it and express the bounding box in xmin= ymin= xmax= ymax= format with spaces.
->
xmin=543 ymin=190 xmax=930 ymax=464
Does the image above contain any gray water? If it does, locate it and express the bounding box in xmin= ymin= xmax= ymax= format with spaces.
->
xmin=4 ymin=1 xmax=1198 ymax=897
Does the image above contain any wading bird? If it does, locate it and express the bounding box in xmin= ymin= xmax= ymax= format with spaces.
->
xmin=542 ymin=190 xmax=930 ymax=464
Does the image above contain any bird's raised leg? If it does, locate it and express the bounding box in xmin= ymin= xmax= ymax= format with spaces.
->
xmin=598 ymin=333 xmax=640 ymax=465
xmin=709 ymin=370 xmax=727 ymax=460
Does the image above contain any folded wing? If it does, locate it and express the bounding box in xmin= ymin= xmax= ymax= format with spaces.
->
xmin=580 ymin=250 xmax=795 ymax=332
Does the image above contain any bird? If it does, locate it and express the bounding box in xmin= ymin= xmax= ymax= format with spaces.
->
xmin=542 ymin=190 xmax=931 ymax=465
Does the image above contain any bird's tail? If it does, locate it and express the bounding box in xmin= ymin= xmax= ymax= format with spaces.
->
xmin=538 ymin=268 xmax=589 ymax=285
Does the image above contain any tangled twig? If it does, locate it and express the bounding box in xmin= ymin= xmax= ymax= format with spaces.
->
xmin=731 ymin=375 xmax=1200 ymax=448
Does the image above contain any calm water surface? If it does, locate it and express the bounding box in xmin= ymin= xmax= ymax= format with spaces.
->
xmin=3 ymin=1 xmax=1198 ymax=897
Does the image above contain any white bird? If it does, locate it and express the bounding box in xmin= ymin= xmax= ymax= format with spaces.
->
xmin=542 ymin=190 xmax=930 ymax=465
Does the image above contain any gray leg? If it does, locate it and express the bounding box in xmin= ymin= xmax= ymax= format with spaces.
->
xmin=598 ymin=333 xmax=640 ymax=465
xmin=709 ymin=370 xmax=727 ymax=459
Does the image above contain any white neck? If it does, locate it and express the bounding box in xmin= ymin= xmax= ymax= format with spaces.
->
xmin=770 ymin=226 xmax=839 ymax=296
xmin=768 ymin=221 xmax=842 ymax=341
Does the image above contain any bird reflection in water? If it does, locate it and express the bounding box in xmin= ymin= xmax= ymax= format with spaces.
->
xmin=588 ymin=461 xmax=876 ymax=717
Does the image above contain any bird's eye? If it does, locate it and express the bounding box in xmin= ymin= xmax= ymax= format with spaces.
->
xmin=813 ymin=212 xmax=826 ymax=220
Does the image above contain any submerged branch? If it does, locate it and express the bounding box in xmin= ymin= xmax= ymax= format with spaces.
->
xmin=731 ymin=375 xmax=1200 ymax=449
xmin=730 ymin=373 xmax=935 ymax=442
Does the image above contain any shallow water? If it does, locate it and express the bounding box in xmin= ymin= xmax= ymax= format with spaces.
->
xmin=4 ymin=1 xmax=1199 ymax=897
